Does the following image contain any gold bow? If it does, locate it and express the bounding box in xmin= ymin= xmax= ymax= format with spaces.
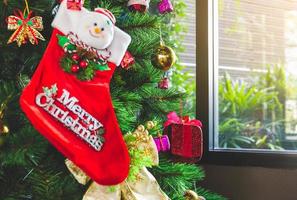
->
xmin=7 ymin=0 xmax=45 ymax=46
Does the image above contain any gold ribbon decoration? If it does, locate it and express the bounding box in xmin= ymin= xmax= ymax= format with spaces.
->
xmin=83 ymin=182 xmax=121 ymax=200
xmin=121 ymin=167 xmax=170 ymax=200
xmin=129 ymin=124 xmax=159 ymax=166
xmin=65 ymin=122 xmax=169 ymax=200
xmin=65 ymin=159 xmax=90 ymax=185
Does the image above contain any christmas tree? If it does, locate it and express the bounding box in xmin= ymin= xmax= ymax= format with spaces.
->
xmin=0 ymin=0 xmax=225 ymax=199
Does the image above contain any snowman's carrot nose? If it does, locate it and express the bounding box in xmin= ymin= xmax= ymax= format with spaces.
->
xmin=94 ymin=27 xmax=101 ymax=34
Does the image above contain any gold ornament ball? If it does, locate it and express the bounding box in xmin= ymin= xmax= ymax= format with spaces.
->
xmin=146 ymin=121 xmax=155 ymax=130
xmin=2 ymin=125 xmax=9 ymax=135
xmin=152 ymin=43 xmax=176 ymax=71
xmin=0 ymin=121 xmax=9 ymax=135
xmin=184 ymin=190 xmax=199 ymax=200
xmin=0 ymin=124 xmax=9 ymax=147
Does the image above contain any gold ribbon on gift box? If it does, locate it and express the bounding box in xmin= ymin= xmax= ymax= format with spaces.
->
xmin=65 ymin=122 xmax=169 ymax=200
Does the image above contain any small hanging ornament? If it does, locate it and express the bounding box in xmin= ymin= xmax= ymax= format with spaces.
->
xmin=67 ymin=0 xmax=84 ymax=11
xmin=127 ymin=0 xmax=150 ymax=12
xmin=0 ymin=120 xmax=9 ymax=136
xmin=0 ymin=120 xmax=9 ymax=147
xmin=158 ymin=76 xmax=170 ymax=89
xmin=7 ymin=0 xmax=45 ymax=47
xmin=153 ymin=132 xmax=170 ymax=152
xmin=152 ymin=27 xmax=176 ymax=71
xmin=120 ymin=51 xmax=135 ymax=70
xmin=152 ymin=41 xmax=176 ymax=71
xmin=158 ymin=0 xmax=174 ymax=14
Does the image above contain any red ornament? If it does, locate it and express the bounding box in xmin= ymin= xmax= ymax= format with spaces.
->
xmin=71 ymin=53 xmax=80 ymax=61
xmin=71 ymin=64 xmax=80 ymax=73
xmin=79 ymin=60 xmax=88 ymax=69
xmin=120 ymin=51 xmax=135 ymax=69
xmin=67 ymin=0 xmax=83 ymax=11
xmin=128 ymin=0 xmax=150 ymax=12
xmin=163 ymin=112 xmax=203 ymax=162
xmin=158 ymin=77 xmax=169 ymax=89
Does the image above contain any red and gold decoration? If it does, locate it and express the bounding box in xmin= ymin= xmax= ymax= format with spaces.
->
xmin=121 ymin=51 xmax=135 ymax=69
xmin=65 ymin=122 xmax=169 ymax=200
xmin=128 ymin=0 xmax=150 ymax=12
xmin=7 ymin=0 xmax=45 ymax=46
xmin=164 ymin=112 xmax=203 ymax=161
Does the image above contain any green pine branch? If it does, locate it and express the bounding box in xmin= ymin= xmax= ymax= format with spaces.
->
xmin=151 ymin=155 xmax=205 ymax=200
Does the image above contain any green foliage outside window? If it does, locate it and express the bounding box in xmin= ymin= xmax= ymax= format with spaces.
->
xmin=218 ymin=65 xmax=287 ymax=150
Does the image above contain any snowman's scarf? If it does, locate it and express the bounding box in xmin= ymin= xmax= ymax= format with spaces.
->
xmin=67 ymin=32 xmax=112 ymax=62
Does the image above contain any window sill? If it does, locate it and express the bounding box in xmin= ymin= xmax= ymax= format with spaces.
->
xmin=200 ymin=149 xmax=297 ymax=169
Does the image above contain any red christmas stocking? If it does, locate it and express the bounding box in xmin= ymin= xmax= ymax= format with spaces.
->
xmin=20 ymin=1 xmax=131 ymax=185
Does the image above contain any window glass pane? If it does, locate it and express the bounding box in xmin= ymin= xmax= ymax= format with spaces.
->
xmin=175 ymin=0 xmax=196 ymax=112
xmin=215 ymin=0 xmax=297 ymax=151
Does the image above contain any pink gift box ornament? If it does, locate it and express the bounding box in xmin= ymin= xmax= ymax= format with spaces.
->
xmin=158 ymin=0 xmax=174 ymax=14
xmin=153 ymin=134 xmax=170 ymax=152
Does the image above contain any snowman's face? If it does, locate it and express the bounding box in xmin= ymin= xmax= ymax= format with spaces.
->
xmin=76 ymin=12 xmax=115 ymax=49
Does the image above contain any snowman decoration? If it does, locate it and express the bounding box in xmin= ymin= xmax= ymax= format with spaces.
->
xmin=52 ymin=0 xmax=131 ymax=66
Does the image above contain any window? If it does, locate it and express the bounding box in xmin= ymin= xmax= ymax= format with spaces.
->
xmin=179 ymin=0 xmax=196 ymax=75
xmin=197 ymin=0 xmax=297 ymax=167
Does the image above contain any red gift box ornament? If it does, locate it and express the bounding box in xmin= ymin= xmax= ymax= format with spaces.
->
xmin=164 ymin=112 xmax=203 ymax=160
xmin=120 ymin=51 xmax=135 ymax=69
xmin=158 ymin=77 xmax=169 ymax=89
xmin=67 ymin=0 xmax=84 ymax=10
